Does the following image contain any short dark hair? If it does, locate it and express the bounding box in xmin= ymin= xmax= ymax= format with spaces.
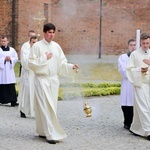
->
xmin=43 ymin=23 xmax=56 ymax=33
xmin=128 ymin=39 xmax=135 ymax=45
xmin=28 ymin=30 xmax=35 ymax=36
xmin=140 ymin=33 xmax=150 ymax=40
xmin=1 ymin=35 xmax=8 ymax=39
xmin=30 ymin=36 xmax=38 ymax=42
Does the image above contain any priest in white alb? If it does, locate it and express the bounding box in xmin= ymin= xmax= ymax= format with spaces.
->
xmin=126 ymin=33 xmax=150 ymax=140
xmin=28 ymin=23 xmax=79 ymax=144
xmin=19 ymin=30 xmax=36 ymax=76
xmin=18 ymin=36 xmax=38 ymax=118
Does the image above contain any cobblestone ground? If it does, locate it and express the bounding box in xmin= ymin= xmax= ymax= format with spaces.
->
xmin=0 ymin=96 xmax=149 ymax=150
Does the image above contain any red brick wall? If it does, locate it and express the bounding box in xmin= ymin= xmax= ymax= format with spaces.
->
xmin=51 ymin=0 xmax=100 ymax=54
xmin=51 ymin=0 xmax=150 ymax=55
xmin=102 ymin=0 xmax=150 ymax=54
xmin=0 ymin=0 xmax=52 ymax=57
xmin=0 ymin=1 xmax=12 ymax=40
xmin=0 ymin=0 xmax=150 ymax=55
xmin=17 ymin=0 xmax=51 ymax=51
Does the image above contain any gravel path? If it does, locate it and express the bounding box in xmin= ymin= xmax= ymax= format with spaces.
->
xmin=0 ymin=96 xmax=149 ymax=150
xmin=1 ymin=55 xmax=148 ymax=150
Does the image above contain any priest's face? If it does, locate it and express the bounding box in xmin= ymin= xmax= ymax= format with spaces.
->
xmin=30 ymin=38 xmax=38 ymax=47
xmin=1 ymin=37 xmax=9 ymax=47
xmin=128 ymin=41 xmax=136 ymax=53
xmin=140 ymin=38 xmax=150 ymax=51
xmin=44 ymin=30 xmax=55 ymax=43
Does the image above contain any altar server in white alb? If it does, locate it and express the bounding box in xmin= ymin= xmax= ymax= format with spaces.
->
xmin=28 ymin=23 xmax=79 ymax=144
xmin=126 ymin=33 xmax=150 ymax=140
xmin=0 ymin=36 xmax=18 ymax=106
xmin=18 ymin=36 xmax=38 ymax=118
xmin=21 ymin=30 xmax=36 ymax=53
xmin=19 ymin=30 xmax=36 ymax=76
xmin=118 ymin=39 xmax=136 ymax=130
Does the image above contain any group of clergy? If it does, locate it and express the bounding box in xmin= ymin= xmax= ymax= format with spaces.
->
xmin=1 ymin=25 xmax=150 ymax=143
xmin=0 ymin=23 xmax=79 ymax=144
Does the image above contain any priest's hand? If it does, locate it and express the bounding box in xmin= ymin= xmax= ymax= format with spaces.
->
xmin=45 ymin=52 xmax=53 ymax=60
xmin=141 ymin=67 xmax=148 ymax=74
xmin=143 ymin=59 xmax=150 ymax=65
xmin=5 ymin=56 xmax=11 ymax=61
xmin=73 ymin=64 xmax=79 ymax=70
xmin=73 ymin=64 xmax=79 ymax=73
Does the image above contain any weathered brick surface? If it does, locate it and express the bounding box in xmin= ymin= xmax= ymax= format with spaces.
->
xmin=0 ymin=0 xmax=51 ymax=56
xmin=0 ymin=1 xmax=12 ymax=40
xmin=17 ymin=0 xmax=51 ymax=53
xmin=51 ymin=0 xmax=150 ymax=55
xmin=0 ymin=0 xmax=150 ymax=55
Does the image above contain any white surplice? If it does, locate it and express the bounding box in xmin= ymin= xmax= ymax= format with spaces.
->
xmin=28 ymin=39 xmax=76 ymax=141
xmin=118 ymin=54 xmax=133 ymax=106
xmin=0 ymin=47 xmax=18 ymax=84
xmin=127 ymin=48 xmax=150 ymax=136
xmin=21 ymin=41 xmax=30 ymax=51
xmin=18 ymin=46 xmax=35 ymax=117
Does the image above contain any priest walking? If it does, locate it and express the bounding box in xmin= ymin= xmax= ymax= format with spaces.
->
xmin=18 ymin=36 xmax=38 ymax=118
xmin=127 ymin=33 xmax=150 ymax=140
xmin=28 ymin=23 xmax=79 ymax=144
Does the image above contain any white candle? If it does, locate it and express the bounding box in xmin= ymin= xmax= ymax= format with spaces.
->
xmin=136 ymin=30 xmax=140 ymax=50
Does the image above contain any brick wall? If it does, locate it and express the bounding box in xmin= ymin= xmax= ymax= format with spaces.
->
xmin=51 ymin=0 xmax=150 ymax=55
xmin=0 ymin=0 xmax=150 ymax=56
xmin=0 ymin=0 xmax=51 ymax=56
xmin=0 ymin=1 xmax=12 ymax=41
xmin=17 ymin=0 xmax=51 ymax=52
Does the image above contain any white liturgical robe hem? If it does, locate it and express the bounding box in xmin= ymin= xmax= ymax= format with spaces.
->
xmin=34 ymin=76 xmax=67 ymax=140
xmin=130 ymin=84 xmax=150 ymax=136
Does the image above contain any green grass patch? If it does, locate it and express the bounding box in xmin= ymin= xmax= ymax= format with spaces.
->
xmin=14 ymin=62 xmax=21 ymax=77
xmin=58 ymin=82 xmax=121 ymax=100
xmin=79 ymin=63 xmax=121 ymax=81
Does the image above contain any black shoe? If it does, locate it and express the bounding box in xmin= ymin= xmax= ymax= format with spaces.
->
xmin=15 ymin=103 xmax=19 ymax=106
xmin=11 ymin=102 xmax=19 ymax=107
xmin=20 ymin=111 xmax=26 ymax=118
xmin=124 ymin=125 xmax=130 ymax=130
xmin=129 ymin=130 xmax=139 ymax=136
xmin=39 ymin=135 xmax=46 ymax=138
xmin=47 ymin=140 xmax=56 ymax=144
xmin=147 ymin=135 xmax=150 ymax=141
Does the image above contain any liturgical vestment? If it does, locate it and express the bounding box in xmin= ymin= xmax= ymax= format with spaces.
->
xmin=28 ymin=39 xmax=76 ymax=141
xmin=127 ymin=48 xmax=150 ymax=136
xmin=18 ymin=46 xmax=35 ymax=117
xmin=118 ymin=53 xmax=134 ymax=106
